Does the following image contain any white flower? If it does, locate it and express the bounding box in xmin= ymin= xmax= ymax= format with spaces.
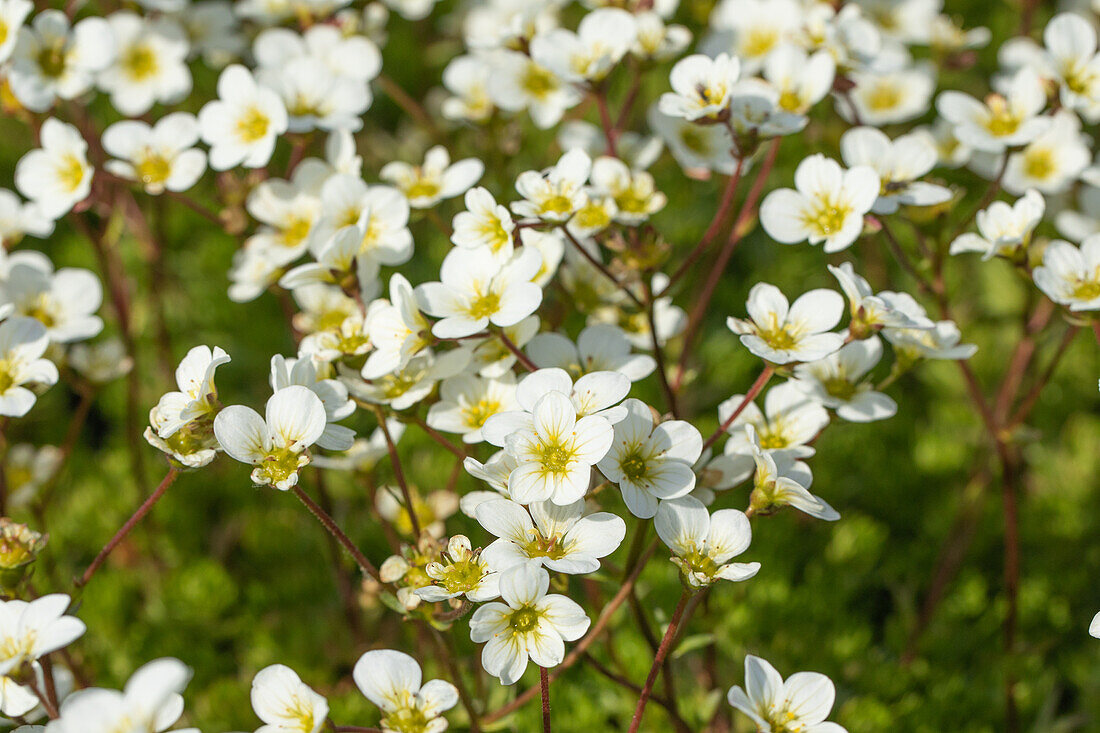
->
xmin=381 ymin=146 xmax=484 ymax=209
xmin=270 ymin=354 xmax=355 ymax=451
xmin=881 ymin=294 xmax=978 ymax=361
xmin=728 ymin=284 xmax=845 ymax=365
xmin=98 ymin=13 xmax=191 ymax=116
xmin=512 ymin=149 xmax=592 ymax=223
xmin=362 ymin=273 xmax=431 ymax=380
xmin=0 ymin=317 xmax=57 ymax=418
xmin=427 ymin=373 xmax=518 ymax=444
xmin=760 ymin=154 xmax=879 ymax=253
xmin=746 ymin=425 xmax=838 ymax=521
xmin=936 ymin=67 xmax=1050 ymax=154
xmin=47 ymin=658 xmax=193 ymax=733
xmin=1003 ymin=110 xmax=1090 ymax=196
xmin=632 ymin=11 xmax=691 ymax=60
xmin=7 ymin=10 xmax=114 ymax=112
xmin=416 ymin=247 xmax=543 ymax=339
xmin=316 ymin=177 xmax=413 ymax=273
xmin=658 ymin=53 xmax=741 ymax=121
xmin=0 ymin=0 xmax=32 ymax=65
xmin=727 ymin=654 xmax=847 ymax=733
xmin=792 ymin=337 xmax=897 ymax=422
xmin=14 ymin=119 xmax=93 ymax=220
xmin=487 ymin=51 xmax=581 ymax=129
xmin=153 ymin=345 xmax=231 ymax=439
xmin=0 ymin=189 xmax=52 ymax=243
xmin=655 ymin=496 xmax=760 ymax=588
xmin=839 ymin=127 xmax=951 ymax=215
xmin=0 ymin=257 xmax=102 ymax=343
xmin=198 ymin=64 xmax=288 ymax=170
xmin=103 ymin=114 xmax=206 ymax=195
xmin=828 ymin=262 xmax=935 ymax=334
xmin=213 ymin=386 xmax=328 ymax=490
xmin=0 ymin=594 xmax=85 ymax=676
xmin=416 ymin=535 xmax=500 ymax=603
xmin=526 ymin=324 xmax=656 ymax=382
xmin=847 ymin=67 xmax=935 ymax=126
xmin=245 ymin=173 xmax=322 ymax=268
xmin=442 ymin=55 xmax=493 ymax=122
xmin=490 ymin=388 xmax=615 ymax=505
xmin=452 ymin=187 xmax=515 ymax=262
xmin=590 ymin=157 xmax=667 ymax=225
xmin=949 ymin=189 xmax=1044 ymax=260
xmin=708 ymin=0 xmax=800 ymax=71
xmin=476 ymin=498 xmax=625 ymax=575
xmin=1033 ymin=236 xmax=1100 ymax=311
xmin=251 ymin=664 xmax=328 ymax=733
xmin=647 ymin=105 xmax=739 ymax=176
xmin=718 ymin=382 xmax=828 ymax=460
xmin=469 ymin=562 xmax=590 ymax=685
xmin=763 ymin=44 xmax=835 ymax=115
xmin=354 ymin=649 xmax=458 ymax=733
xmin=596 ymin=398 xmax=702 ymax=518
xmin=530 ymin=7 xmax=636 ymax=84
xmin=1042 ymin=13 xmax=1100 ymax=119
xmin=483 ymin=367 xmax=631 ymax=441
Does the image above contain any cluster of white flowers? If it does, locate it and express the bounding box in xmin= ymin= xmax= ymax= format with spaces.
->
xmin=3 ymin=0 xmax=1100 ymax=729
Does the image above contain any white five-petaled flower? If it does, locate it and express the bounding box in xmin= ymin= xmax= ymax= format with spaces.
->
xmin=792 ymin=337 xmax=897 ymax=423
xmin=0 ymin=317 xmax=58 ymax=418
xmin=828 ymin=262 xmax=934 ymax=336
xmin=415 ymin=535 xmax=500 ymax=603
xmin=47 ymin=657 xmax=195 ymax=733
xmin=718 ymin=382 xmax=828 ymax=460
xmin=362 ymin=273 xmax=431 ymax=380
xmin=475 ymin=498 xmax=625 ymax=575
xmin=354 ymin=649 xmax=458 ymax=733
xmin=14 ymin=118 xmax=93 ymax=220
xmin=213 ymin=385 xmax=327 ymax=490
xmin=153 ymin=344 xmax=231 ymax=439
xmin=98 ymin=13 xmax=191 ymax=116
xmin=381 ymin=145 xmax=484 ymax=209
xmin=949 ymin=189 xmax=1044 ymax=260
xmin=760 ymin=154 xmax=879 ymax=253
xmin=198 ymin=64 xmax=288 ymax=170
xmin=251 ymin=663 xmax=328 ymax=733
xmin=597 ymin=398 xmax=702 ymax=518
xmin=525 ymin=324 xmax=656 ymax=382
xmin=1041 ymin=13 xmax=1100 ymax=119
xmin=416 ymin=247 xmax=543 ymax=339
xmin=469 ymin=562 xmax=590 ymax=685
xmin=512 ymin=149 xmax=592 ymax=223
xmin=658 ymin=53 xmax=741 ymax=121
xmin=746 ymin=425 xmax=839 ymax=521
xmin=727 ymin=283 xmax=845 ymax=365
xmin=493 ymin=390 xmax=614 ymax=505
xmin=269 ymin=354 xmax=356 ymax=451
xmin=102 ymin=113 xmax=206 ymax=195
xmin=839 ymin=127 xmax=952 ymax=215
xmin=7 ymin=10 xmax=114 ymax=112
xmin=0 ymin=594 xmax=85 ymax=676
xmin=452 ymin=187 xmax=515 ymax=263
xmin=655 ymin=495 xmax=760 ymax=588
xmin=936 ymin=67 xmax=1050 ymax=154
xmin=530 ymin=7 xmax=636 ymax=84
xmin=427 ymin=373 xmax=518 ymax=444
xmin=727 ymin=654 xmax=847 ymax=733
xmin=1002 ymin=110 xmax=1090 ymax=196
xmin=0 ymin=256 xmax=103 ymax=343
xmin=1033 ymin=235 xmax=1100 ymax=311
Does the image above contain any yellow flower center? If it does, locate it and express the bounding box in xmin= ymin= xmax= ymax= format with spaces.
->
xmin=778 ymin=89 xmax=802 ymax=113
xmin=56 ymin=154 xmax=86 ymax=194
xmin=255 ymin=447 xmax=307 ymax=486
xmin=983 ymin=96 xmax=1021 ymax=137
xmin=136 ymin=152 xmax=172 ymax=186
xmin=758 ymin=430 xmax=788 ymax=450
xmin=1071 ymin=278 xmax=1100 ymax=300
xmin=281 ymin=215 xmax=312 ymax=247
xmin=122 ymin=44 xmax=158 ymax=80
xmin=0 ymin=361 xmax=16 ymax=393
xmin=467 ymin=289 xmax=501 ymax=319
xmin=742 ymin=27 xmax=779 ymax=58
xmin=521 ymin=64 xmax=558 ymax=99
xmin=864 ymin=82 xmax=901 ymax=112
xmin=21 ymin=293 xmax=57 ymax=328
xmin=679 ymin=126 xmax=713 ymax=155
xmin=236 ymin=107 xmax=270 ymax=143
xmin=537 ymin=442 xmax=572 ymax=474
xmin=823 ymin=376 xmax=857 ymax=400
xmin=510 ymin=606 xmax=541 ymax=633
xmin=619 ymin=449 xmax=649 ymax=481
xmin=806 ymin=200 xmax=850 ymax=236
xmin=405 ymin=178 xmax=441 ymax=202
xmin=461 ymin=397 xmax=500 ymax=428
xmin=1021 ymin=147 xmax=1055 ymax=180
xmin=36 ymin=41 xmax=68 ymax=78
xmin=382 ymin=706 xmax=432 ymax=733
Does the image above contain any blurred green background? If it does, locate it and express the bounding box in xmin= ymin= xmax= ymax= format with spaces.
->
xmin=3 ymin=0 xmax=1100 ymax=731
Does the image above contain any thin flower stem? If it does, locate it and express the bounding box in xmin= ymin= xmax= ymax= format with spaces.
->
xmin=292 ymin=484 xmax=381 ymax=582
xmin=77 ymin=467 xmax=180 ymax=587
xmin=371 ymin=406 xmax=422 ymax=539
xmin=593 ymin=88 xmax=618 ymax=157
xmin=426 ymin=625 xmax=483 ymax=732
xmin=627 ymin=590 xmax=692 ymax=733
xmin=164 ymin=190 xmax=225 ymax=228
xmin=560 ymin=227 xmax=644 ymax=308
xmin=1007 ymin=324 xmax=1080 ymax=430
xmin=949 ymin=156 xmax=1008 ymax=243
xmin=26 ymin=676 xmax=59 ymax=719
xmin=540 ymin=666 xmax=552 ymax=733
xmin=642 ymin=280 xmax=680 ymax=418
xmin=376 ymin=73 xmax=441 ymax=138
xmin=701 ymin=366 xmax=775 ymax=453
xmin=661 ymin=159 xmax=745 ymax=295
xmin=482 ymin=538 xmax=659 ymax=724
xmin=498 ymin=330 xmax=538 ymax=372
